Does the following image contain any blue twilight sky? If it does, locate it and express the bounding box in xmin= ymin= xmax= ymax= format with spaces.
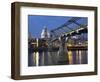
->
xmin=28 ymin=15 xmax=87 ymax=38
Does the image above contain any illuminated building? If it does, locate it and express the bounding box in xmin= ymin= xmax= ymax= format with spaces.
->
xmin=41 ymin=26 xmax=50 ymax=39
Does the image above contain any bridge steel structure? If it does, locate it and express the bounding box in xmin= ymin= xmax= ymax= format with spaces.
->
xmin=50 ymin=17 xmax=88 ymax=41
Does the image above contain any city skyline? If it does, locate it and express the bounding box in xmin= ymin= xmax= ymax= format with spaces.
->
xmin=28 ymin=15 xmax=88 ymax=66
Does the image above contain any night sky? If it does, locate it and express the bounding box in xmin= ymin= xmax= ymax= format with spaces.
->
xmin=28 ymin=15 xmax=87 ymax=38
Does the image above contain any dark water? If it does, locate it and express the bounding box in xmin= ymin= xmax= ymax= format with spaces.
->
xmin=28 ymin=50 xmax=88 ymax=66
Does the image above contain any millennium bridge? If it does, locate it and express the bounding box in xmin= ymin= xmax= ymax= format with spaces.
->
xmin=28 ymin=17 xmax=88 ymax=66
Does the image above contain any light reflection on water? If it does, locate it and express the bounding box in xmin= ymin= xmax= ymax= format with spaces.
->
xmin=28 ymin=50 xmax=87 ymax=66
